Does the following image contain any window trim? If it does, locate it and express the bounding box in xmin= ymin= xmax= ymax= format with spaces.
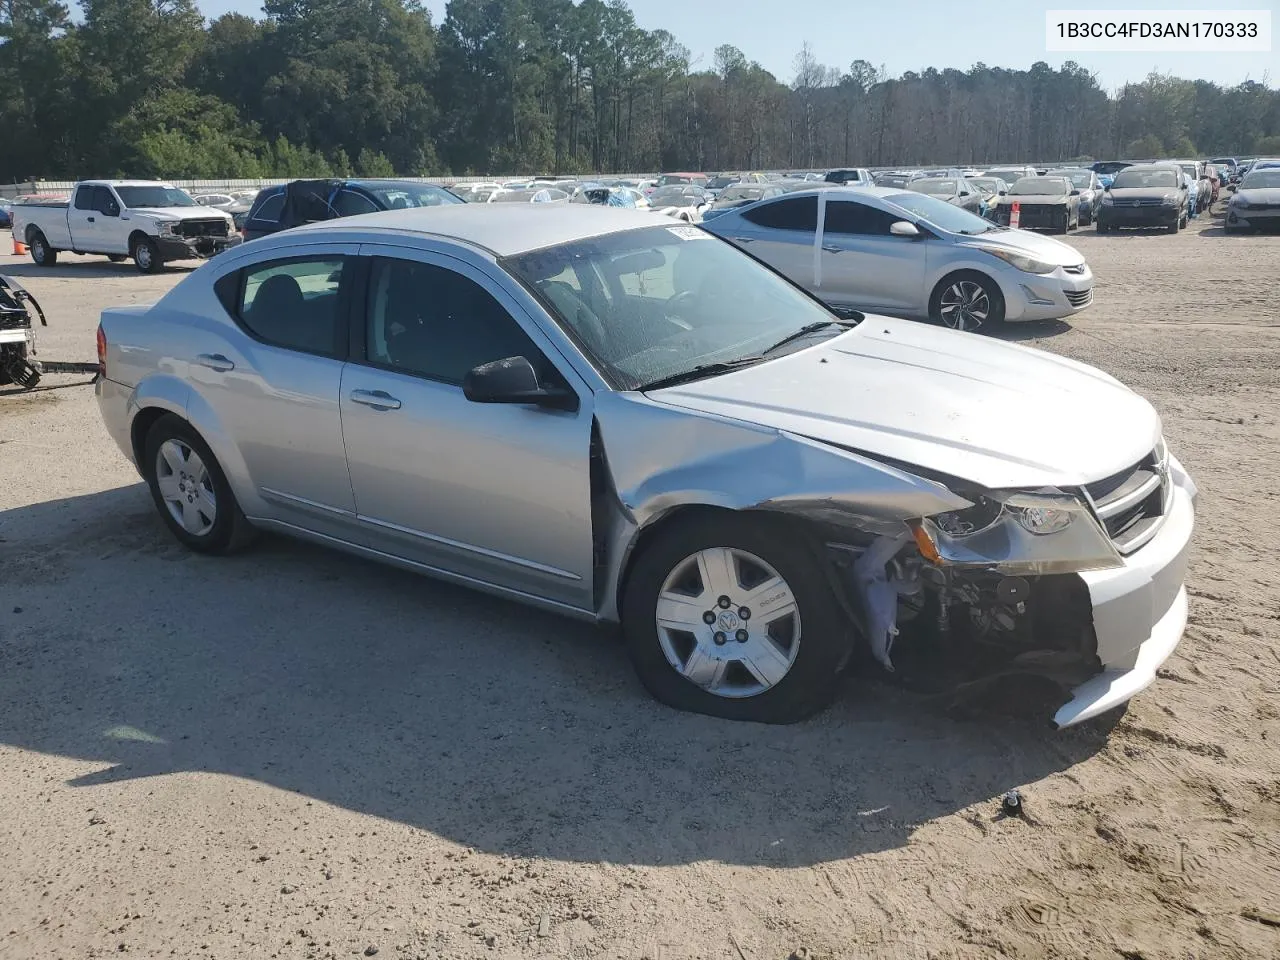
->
xmin=741 ymin=194 xmax=819 ymax=233
xmin=248 ymin=189 xmax=286 ymax=225
xmin=822 ymin=197 xmax=903 ymax=237
xmin=350 ymin=252 xmax=572 ymax=395
xmin=223 ymin=254 xmax=355 ymax=360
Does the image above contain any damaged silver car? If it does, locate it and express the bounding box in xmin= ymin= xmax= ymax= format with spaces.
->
xmin=95 ymin=206 xmax=1196 ymax=729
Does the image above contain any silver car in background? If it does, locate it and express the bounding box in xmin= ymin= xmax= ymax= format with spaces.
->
xmin=700 ymin=186 xmax=1094 ymax=332
xmin=1225 ymin=167 xmax=1280 ymax=233
xmin=95 ymin=206 xmax=1193 ymax=730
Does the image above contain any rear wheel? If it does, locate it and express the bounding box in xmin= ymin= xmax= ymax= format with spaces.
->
xmin=621 ymin=513 xmax=850 ymax=724
xmin=143 ymin=414 xmax=255 ymax=554
xmin=29 ymin=231 xmax=57 ymax=267
xmin=930 ymin=272 xmax=1005 ymax=333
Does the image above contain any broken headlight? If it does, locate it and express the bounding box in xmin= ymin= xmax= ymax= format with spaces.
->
xmin=911 ymin=490 xmax=1123 ymax=575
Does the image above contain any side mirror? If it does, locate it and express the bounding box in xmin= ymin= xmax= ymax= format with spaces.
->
xmin=889 ymin=221 xmax=920 ymax=238
xmin=1070 ymin=189 xmax=1081 ymax=196
xmin=102 ymin=203 xmax=120 ymax=217
xmin=1103 ymin=184 xmax=1111 ymax=191
xmin=997 ymin=190 xmax=1007 ymax=197
xmin=463 ymin=355 xmax=577 ymax=412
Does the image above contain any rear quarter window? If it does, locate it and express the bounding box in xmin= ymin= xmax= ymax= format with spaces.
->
xmin=249 ymin=191 xmax=285 ymax=223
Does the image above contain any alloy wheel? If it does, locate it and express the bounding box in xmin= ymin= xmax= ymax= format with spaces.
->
xmin=155 ymin=439 xmax=217 ymax=536
xmin=655 ymin=546 xmax=801 ymax=698
xmin=939 ymin=280 xmax=990 ymax=331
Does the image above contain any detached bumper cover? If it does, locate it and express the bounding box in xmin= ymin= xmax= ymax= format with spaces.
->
xmin=1054 ymin=457 xmax=1197 ymax=728
xmin=156 ymin=234 xmax=242 ymax=262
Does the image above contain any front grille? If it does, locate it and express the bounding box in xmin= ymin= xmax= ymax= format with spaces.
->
xmin=178 ymin=218 xmax=230 ymax=238
xmin=1114 ymin=198 xmax=1165 ymax=207
xmin=1062 ymin=264 xmax=1086 ymax=275
xmin=1084 ymin=448 xmax=1169 ymax=554
xmin=1064 ymin=288 xmax=1093 ymax=307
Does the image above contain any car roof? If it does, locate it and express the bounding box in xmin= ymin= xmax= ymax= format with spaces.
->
xmin=288 ymin=204 xmax=666 ymax=257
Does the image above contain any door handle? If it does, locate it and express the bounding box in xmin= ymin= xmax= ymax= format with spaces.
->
xmin=349 ymin=389 xmax=401 ymax=411
xmin=87 ymin=216 xmax=95 ymax=222
xmin=194 ymin=353 xmax=235 ymax=372
xmin=732 ymin=236 xmax=755 ymax=243
xmin=821 ymin=244 xmax=843 ymax=253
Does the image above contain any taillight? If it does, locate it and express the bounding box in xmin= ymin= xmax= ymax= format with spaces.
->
xmin=96 ymin=323 xmax=107 ymax=377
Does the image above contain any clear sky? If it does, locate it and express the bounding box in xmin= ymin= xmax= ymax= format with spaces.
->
xmin=197 ymin=0 xmax=1278 ymax=92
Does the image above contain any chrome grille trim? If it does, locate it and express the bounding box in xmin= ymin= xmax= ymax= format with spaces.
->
xmin=1082 ymin=445 xmax=1170 ymax=555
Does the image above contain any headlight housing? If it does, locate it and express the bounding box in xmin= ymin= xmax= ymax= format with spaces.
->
xmin=1161 ymin=195 xmax=1179 ymax=207
xmin=158 ymin=220 xmax=183 ymax=236
xmin=975 ymin=246 xmax=1059 ymax=275
xmin=1100 ymin=193 xmax=1114 ymax=205
xmin=912 ymin=489 xmax=1123 ymax=575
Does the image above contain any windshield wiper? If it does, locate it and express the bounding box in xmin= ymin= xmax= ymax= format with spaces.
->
xmin=637 ymin=357 xmax=768 ymax=391
xmin=760 ymin=320 xmax=849 ymax=356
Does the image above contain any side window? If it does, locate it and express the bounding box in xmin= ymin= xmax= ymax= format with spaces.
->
xmin=365 ymin=258 xmax=546 ymax=384
xmin=742 ymin=196 xmax=818 ymax=232
xmin=251 ymin=192 xmax=285 ymax=223
xmin=97 ymin=188 xmax=120 ymax=216
xmin=824 ymin=201 xmax=900 ymax=236
xmin=74 ymin=186 xmax=98 ymax=211
xmin=237 ymin=258 xmax=345 ymax=357
xmin=333 ymin=190 xmax=379 ymax=217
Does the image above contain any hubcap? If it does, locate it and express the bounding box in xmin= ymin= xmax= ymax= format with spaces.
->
xmin=939 ymin=280 xmax=990 ymax=331
xmin=655 ymin=547 xmax=801 ymax=699
xmin=155 ymin=439 xmax=216 ymax=536
xmin=137 ymin=245 xmax=152 ymax=268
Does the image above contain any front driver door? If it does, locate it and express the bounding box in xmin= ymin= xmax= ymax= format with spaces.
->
xmin=339 ymin=246 xmax=596 ymax=610
xmin=818 ymin=197 xmax=926 ymax=313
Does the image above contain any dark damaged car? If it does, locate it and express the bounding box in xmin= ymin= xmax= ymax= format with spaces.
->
xmin=1095 ymin=164 xmax=1189 ymax=233
xmin=93 ymin=206 xmax=1197 ymax=730
xmin=990 ymin=176 xmax=1081 ymax=232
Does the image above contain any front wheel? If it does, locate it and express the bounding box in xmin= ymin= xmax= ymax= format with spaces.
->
xmin=930 ymin=272 xmax=1005 ymax=333
xmin=143 ymin=414 xmax=256 ymax=554
xmin=132 ymin=236 xmax=162 ymax=274
xmin=621 ymin=514 xmax=851 ymax=724
xmin=29 ymin=231 xmax=57 ymax=266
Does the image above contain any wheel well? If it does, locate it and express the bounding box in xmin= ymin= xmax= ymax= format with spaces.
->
xmin=128 ymin=230 xmax=153 ymax=252
xmin=129 ymin=406 xmax=175 ymax=469
xmin=25 ymin=224 xmax=43 ymax=244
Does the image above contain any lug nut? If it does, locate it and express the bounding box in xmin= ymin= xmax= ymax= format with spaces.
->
xmin=713 ymin=631 xmax=727 ymax=645
xmin=738 ymin=607 xmax=751 ymax=620
xmin=702 ymin=610 xmax=716 ymax=624
xmin=735 ymin=629 xmax=749 ymax=642
xmin=717 ymin=595 xmax=732 ymax=609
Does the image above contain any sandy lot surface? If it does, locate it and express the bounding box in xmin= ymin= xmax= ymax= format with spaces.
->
xmin=2 ymin=210 xmax=1279 ymax=960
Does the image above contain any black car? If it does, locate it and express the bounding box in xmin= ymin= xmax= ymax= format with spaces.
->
xmin=242 ymin=179 xmax=463 ymax=241
xmin=1095 ymin=164 xmax=1188 ymax=233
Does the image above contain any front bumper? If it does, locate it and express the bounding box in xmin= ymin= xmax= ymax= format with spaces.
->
xmin=1053 ymin=457 xmax=1197 ymax=727
xmin=1226 ymin=207 xmax=1280 ymax=230
xmin=1097 ymin=205 xmax=1180 ymax=228
xmin=997 ymin=263 xmax=1095 ymax=322
xmin=156 ymin=233 xmax=242 ymax=262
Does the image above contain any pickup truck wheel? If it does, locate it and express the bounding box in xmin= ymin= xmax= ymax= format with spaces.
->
xmin=29 ymin=232 xmax=57 ymax=267
xmin=621 ymin=513 xmax=849 ymax=724
xmin=132 ymin=236 xmax=162 ymax=274
xmin=143 ymin=414 xmax=256 ymax=554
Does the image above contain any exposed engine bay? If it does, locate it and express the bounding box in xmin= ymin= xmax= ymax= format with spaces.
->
xmin=827 ymin=532 xmax=1100 ymax=718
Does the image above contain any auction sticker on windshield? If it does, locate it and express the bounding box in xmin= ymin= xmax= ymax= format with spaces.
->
xmin=667 ymin=226 xmax=711 ymax=240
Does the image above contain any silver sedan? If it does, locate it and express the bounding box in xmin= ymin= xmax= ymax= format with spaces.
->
xmin=701 ymin=186 xmax=1094 ymax=332
xmin=95 ymin=206 xmax=1194 ymax=728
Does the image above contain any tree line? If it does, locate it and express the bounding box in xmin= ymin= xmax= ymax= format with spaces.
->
xmin=2 ymin=0 xmax=1278 ymax=183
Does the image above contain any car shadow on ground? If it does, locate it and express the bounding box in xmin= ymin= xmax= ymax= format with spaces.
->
xmin=993 ymin=319 xmax=1073 ymax=342
xmin=0 ymin=258 xmax=198 ymax=279
xmin=0 ymin=485 xmax=1118 ymax=868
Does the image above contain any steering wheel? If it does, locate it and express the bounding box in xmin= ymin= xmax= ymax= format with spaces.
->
xmin=664 ymin=289 xmax=699 ymax=330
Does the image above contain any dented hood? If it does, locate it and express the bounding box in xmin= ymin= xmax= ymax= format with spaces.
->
xmin=646 ymin=317 xmax=1161 ymax=491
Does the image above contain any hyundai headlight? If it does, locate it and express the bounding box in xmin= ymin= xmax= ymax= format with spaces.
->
xmin=975 ymin=246 xmax=1058 ymax=275
xmin=911 ymin=489 xmax=1122 ymax=575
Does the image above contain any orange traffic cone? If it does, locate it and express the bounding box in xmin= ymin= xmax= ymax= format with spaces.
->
xmin=12 ymin=237 xmax=27 ymax=256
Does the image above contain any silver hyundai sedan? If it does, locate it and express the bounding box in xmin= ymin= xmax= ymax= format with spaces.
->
xmin=701 ymin=186 xmax=1094 ymax=332
xmin=95 ymin=206 xmax=1194 ymax=728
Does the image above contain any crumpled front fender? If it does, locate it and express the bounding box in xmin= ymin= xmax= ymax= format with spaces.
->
xmin=592 ymin=391 xmax=968 ymax=621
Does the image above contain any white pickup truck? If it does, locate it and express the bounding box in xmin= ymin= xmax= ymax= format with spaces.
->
xmin=11 ymin=180 xmax=241 ymax=273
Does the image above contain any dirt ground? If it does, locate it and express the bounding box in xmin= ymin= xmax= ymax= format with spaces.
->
xmin=2 ymin=207 xmax=1278 ymax=960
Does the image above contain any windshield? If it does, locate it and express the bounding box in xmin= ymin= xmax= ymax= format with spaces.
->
xmin=650 ymin=187 xmax=704 ymax=206
xmin=909 ymin=178 xmax=957 ymax=195
xmin=875 ymin=174 xmax=910 ymax=188
xmin=1241 ymin=170 xmax=1280 ymax=189
xmin=503 ymin=225 xmax=844 ymax=390
xmin=115 ymin=186 xmax=197 ymax=208
xmin=1010 ymin=177 xmax=1067 ymax=196
xmin=1051 ymin=170 xmax=1092 ymax=188
xmin=707 ymin=176 xmax=738 ymax=189
xmin=355 ymin=181 xmax=462 ymax=208
xmin=658 ymin=174 xmax=692 ymax=186
xmin=884 ymin=191 xmax=995 ymax=234
xmin=719 ymin=186 xmax=766 ymax=202
xmin=984 ymin=169 xmax=1026 ymax=182
xmin=1112 ymin=168 xmax=1179 ymax=189
xmin=968 ymin=178 xmax=1001 ymax=194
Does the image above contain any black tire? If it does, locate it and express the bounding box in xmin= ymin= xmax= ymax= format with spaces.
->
xmin=107 ymin=254 xmax=127 ymax=263
xmin=1096 ymin=220 xmax=1108 ymax=234
xmin=1169 ymin=218 xmax=1180 ymax=234
xmin=132 ymin=235 xmax=162 ymax=274
xmin=143 ymin=414 xmax=256 ymax=555
xmin=929 ymin=271 xmax=1005 ymax=333
xmin=621 ymin=513 xmax=852 ymax=724
xmin=29 ymin=230 xmax=57 ymax=267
